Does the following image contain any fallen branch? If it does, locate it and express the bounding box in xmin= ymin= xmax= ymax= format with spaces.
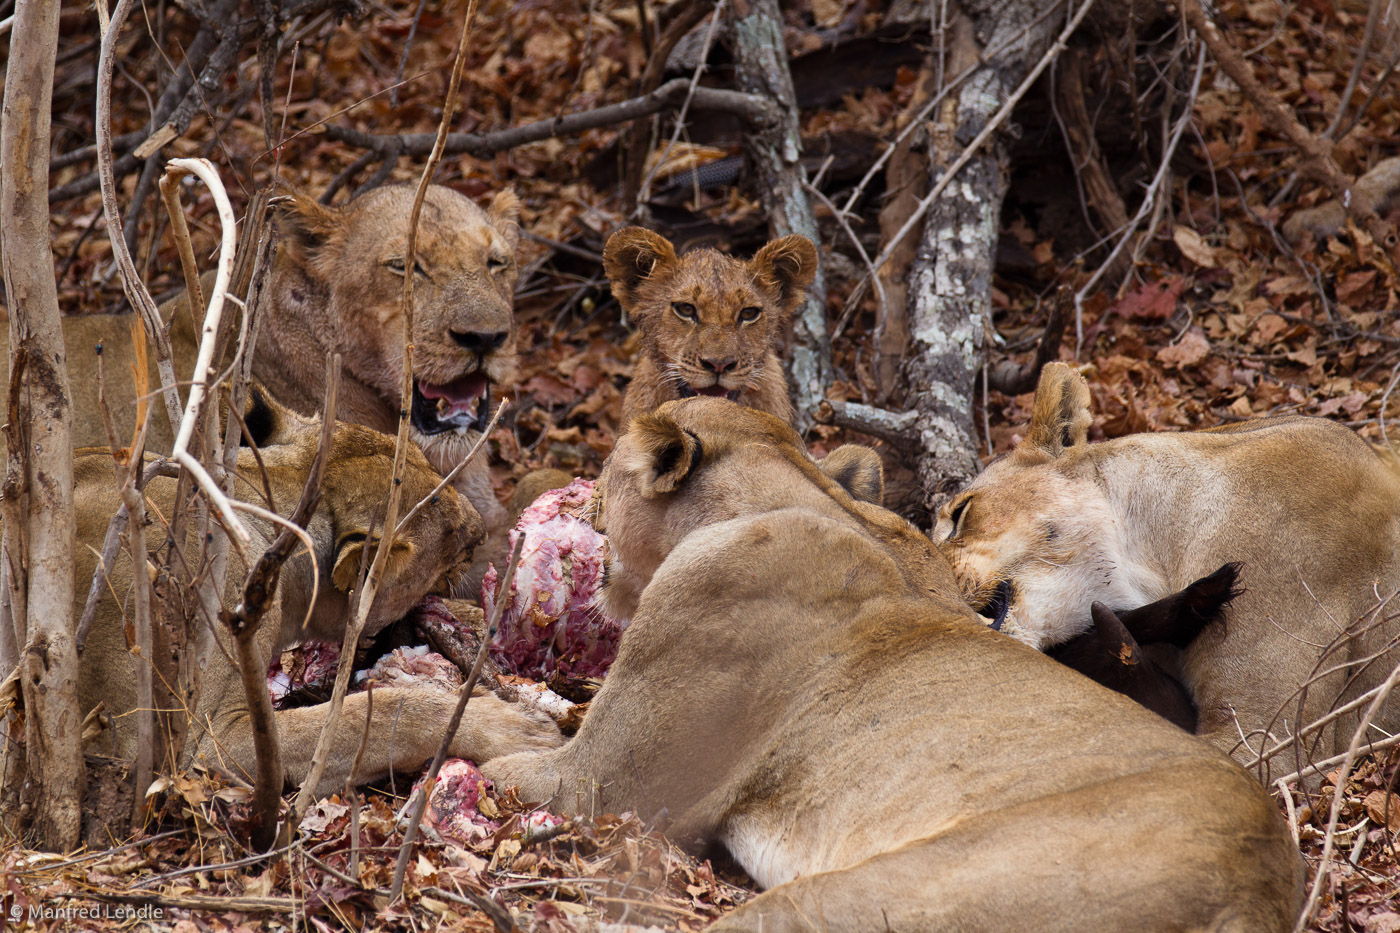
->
xmin=813 ymin=399 xmax=918 ymax=449
xmin=323 ymin=78 xmax=775 ymax=160
xmin=390 ymin=535 xmax=526 ymax=901
xmin=1181 ymin=0 xmax=1394 ymax=248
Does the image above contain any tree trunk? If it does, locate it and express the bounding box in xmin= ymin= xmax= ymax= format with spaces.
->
xmin=728 ymin=0 xmax=831 ymax=432
xmin=1 ymin=0 xmax=84 ymax=850
xmin=899 ymin=0 xmax=1067 ymax=504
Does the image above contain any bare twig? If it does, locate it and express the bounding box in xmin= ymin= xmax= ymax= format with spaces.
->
xmin=865 ymin=0 xmax=1099 ymax=294
xmin=390 ymin=535 xmax=526 ymax=901
xmin=813 ymin=399 xmax=918 ymax=449
xmin=293 ymin=0 xmax=481 ymax=821
xmin=1182 ymin=0 xmax=1393 ymax=247
xmin=346 ymin=683 xmax=372 ymax=878
xmin=324 ymin=78 xmax=774 ymax=161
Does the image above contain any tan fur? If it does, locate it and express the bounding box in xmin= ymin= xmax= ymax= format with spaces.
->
xmin=2 ymin=184 xmax=521 ymax=543
xmin=483 ymin=398 xmax=1303 ymax=932
xmin=603 ymin=228 xmax=817 ymax=426
xmin=936 ymin=362 xmax=1400 ymax=769
xmin=71 ymin=395 xmax=559 ymax=795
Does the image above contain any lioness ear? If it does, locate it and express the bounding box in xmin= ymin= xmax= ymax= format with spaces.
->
xmin=603 ymin=227 xmax=678 ymax=312
xmin=616 ymin=411 xmax=704 ymax=497
xmin=488 ymin=188 xmax=522 ymax=250
xmin=1021 ymin=362 xmax=1092 ymax=458
xmin=239 ymin=385 xmax=307 ymax=448
xmin=331 ymin=532 xmax=417 ymax=593
xmin=749 ymin=235 xmax=818 ymax=317
xmin=272 ymin=191 xmax=345 ymax=260
xmin=818 ymin=445 xmax=884 ymax=504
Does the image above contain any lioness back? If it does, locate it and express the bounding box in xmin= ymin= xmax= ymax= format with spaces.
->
xmin=485 ymin=398 xmax=1303 ymax=932
xmin=602 ymin=228 xmax=818 ymax=427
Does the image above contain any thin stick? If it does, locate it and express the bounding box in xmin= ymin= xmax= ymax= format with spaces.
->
xmin=160 ymin=157 xmax=250 ymax=548
xmin=864 ymin=0 xmax=1098 ymax=292
xmin=346 ymin=683 xmax=372 ymax=878
xmin=389 ymin=535 xmax=526 ymax=901
xmin=292 ymin=0 xmax=480 ymax=821
xmin=393 ymin=400 xmax=504 ymax=537
xmin=1292 ymin=656 xmax=1400 ymax=932
xmin=158 ymin=172 xmax=206 ymax=319
xmin=1072 ymin=42 xmax=1205 ymax=353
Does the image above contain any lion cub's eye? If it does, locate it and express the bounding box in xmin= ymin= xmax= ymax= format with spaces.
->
xmin=672 ymin=302 xmax=698 ymax=322
xmin=738 ymin=306 xmax=762 ymax=323
xmin=946 ymin=497 xmax=972 ymax=540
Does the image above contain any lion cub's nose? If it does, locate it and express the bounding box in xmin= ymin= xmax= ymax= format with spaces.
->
xmin=452 ymin=330 xmax=509 ymax=355
xmin=701 ymin=356 xmax=736 ymax=375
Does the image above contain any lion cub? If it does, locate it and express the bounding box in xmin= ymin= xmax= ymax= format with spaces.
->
xmin=603 ymin=228 xmax=818 ymax=426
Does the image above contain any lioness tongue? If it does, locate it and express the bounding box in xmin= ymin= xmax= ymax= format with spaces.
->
xmin=420 ymin=373 xmax=488 ymax=418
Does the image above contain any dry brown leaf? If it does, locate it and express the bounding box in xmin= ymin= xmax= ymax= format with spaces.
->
xmin=1155 ymin=329 xmax=1211 ymax=369
xmin=1173 ymin=227 xmax=1219 ymax=268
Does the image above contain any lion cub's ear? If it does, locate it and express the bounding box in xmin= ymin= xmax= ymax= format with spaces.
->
xmin=239 ymin=385 xmax=310 ymax=449
xmin=749 ymin=235 xmax=818 ymax=317
xmin=603 ymin=228 xmax=679 ymax=312
xmin=1021 ymin=362 xmax=1092 ymax=458
xmin=818 ymin=445 xmax=884 ymax=504
xmin=331 ymin=531 xmax=417 ymax=593
xmin=615 ymin=411 xmax=704 ymax=497
xmin=488 ymin=189 xmax=522 ymax=250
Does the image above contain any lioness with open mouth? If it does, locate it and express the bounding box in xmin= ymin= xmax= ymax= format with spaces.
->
xmin=936 ymin=362 xmax=1400 ymax=770
xmin=484 ymin=398 xmax=1303 ymax=932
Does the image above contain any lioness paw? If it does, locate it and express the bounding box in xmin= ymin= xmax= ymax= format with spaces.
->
xmin=453 ymin=693 xmax=564 ymax=762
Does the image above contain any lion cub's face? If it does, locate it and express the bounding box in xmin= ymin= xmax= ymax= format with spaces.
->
xmin=278 ymin=184 xmax=521 ymax=446
xmin=604 ymin=228 xmax=817 ymax=418
xmin=934 ymin=364 xmax=1159 ymax=648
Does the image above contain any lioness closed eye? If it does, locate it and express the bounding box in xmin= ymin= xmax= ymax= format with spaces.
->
xmin=484 ymin=397 xmax=1303 ymax=933
xmin=70 ymin=391 xmax=560 ymax=794
xmin=603 ymin=227 xmax=818 ymax=427
xmin=937 ymin=361 xmax=1400 ymax=770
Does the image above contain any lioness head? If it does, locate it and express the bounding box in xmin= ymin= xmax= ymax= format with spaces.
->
xmin=933 ymin=363 xmax=1154 ymax=648
xmin=605 ymin=228 xmax=818 ymax=425
xmin=589 ymin=397 xmax=889 ymax=618
xmin=277 ymin=184 xmax=521 ymax=448
xmin=238 ymin=389 xmax=483 ymax=640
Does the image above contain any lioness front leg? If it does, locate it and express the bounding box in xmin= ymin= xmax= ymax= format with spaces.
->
xmin=204 ymin=686 xmax=562 ymax=796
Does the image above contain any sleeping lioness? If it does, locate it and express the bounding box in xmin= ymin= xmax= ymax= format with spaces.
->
xmin=483 ymin=398 xmax=1303 ymax=932
xmin=936 ymin=362 xmax=1400 ymax=770
xmin=72 ymin=391 xmax=559 ymax=794
xmin=603 ymin=228 xmax=818 ymax=426
xmin=3 ymin=183 xmax=521 ymax=539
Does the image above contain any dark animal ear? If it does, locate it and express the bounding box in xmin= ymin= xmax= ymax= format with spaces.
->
xmin=818 ymin=444 xmax=884 ymax=504
xmin=488 ymin=188 xmax=522 ymax=250
xmin=239 ymin=385 xmax=306 ymax=448
xmin=272 ymin=190 xmax=345 ymax=262
xmin=603 ymin=228 xmax=679 ymax=313
xmin=1089 ymin=602 xmax=1144 ymax=666
xmin=1021 ymin=362 xmax=1092 ymax=458
xmin=749 ymin=235 xmax=818 ymax=318
xmin=614 ymin=410 xmax=704 ymax=497
xmin=1117 ymin=563 xmax=1240 ymax=647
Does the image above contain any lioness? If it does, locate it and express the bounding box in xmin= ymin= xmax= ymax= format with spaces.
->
xmin=74 ymin=391 xmax=559 ymax=793
xmin=603 ymin=228 xmax=818 ymax=426
xmin=936 ymin=362 xmax=1400 ymax=769
xmin=4 ymin=183 xmax=521 ymax=537
xmin=483 ymin=398 xmax=1303 ymax=932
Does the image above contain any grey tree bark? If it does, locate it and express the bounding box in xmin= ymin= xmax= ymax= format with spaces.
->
xmin=1 ymin=0 xmax=84 ymax=850
xmin=898 ymin=0 xmax=1073 ymax=504
xmin=728 ymin=0 xmax=831 ymax=432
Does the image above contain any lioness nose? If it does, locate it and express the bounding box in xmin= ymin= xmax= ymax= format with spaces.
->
xmin=701 ymin=357 xmax=736 ymax=374
xmin=452 ymin=330 xmax=509 ymax=355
